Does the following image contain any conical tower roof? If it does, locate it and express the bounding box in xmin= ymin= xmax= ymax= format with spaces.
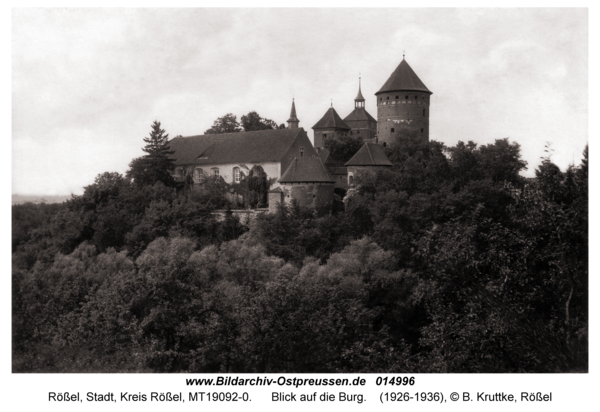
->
xmin=287 ymin=99 xmax=299 ymax=122
xmin=279 ymin=157 xmax=335 ymax=183
xmin=312 ymin=107 xmax=351 ymax=130
xmin=376 ymin=58 xmax=432 ymax=95
xmin=345 ymin=142 xmax=393 ymax=167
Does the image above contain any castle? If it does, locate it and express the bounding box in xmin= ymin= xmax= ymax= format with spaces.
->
xmin=169 ymin=56 xmax=431 ymax=215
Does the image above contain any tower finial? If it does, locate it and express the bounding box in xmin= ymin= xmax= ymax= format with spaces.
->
xmin=403 ymin=50 xmax=405 ymax=59
xmin=331 ymin=99 xmax=333 ymax=107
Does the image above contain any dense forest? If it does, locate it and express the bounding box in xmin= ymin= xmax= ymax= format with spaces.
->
xmin=12 ymin=123 xmax=588 ymax=373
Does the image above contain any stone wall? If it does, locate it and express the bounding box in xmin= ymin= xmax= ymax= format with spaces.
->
xmin=377 ymin=91 xmax=430 ymax=146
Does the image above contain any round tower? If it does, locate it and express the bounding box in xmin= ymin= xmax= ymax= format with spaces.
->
xmin=375 ymin=56 xmax=432 ymax=147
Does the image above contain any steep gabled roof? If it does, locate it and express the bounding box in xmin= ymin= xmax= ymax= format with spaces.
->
xmin=343 ymin=107 xmax=376 ymax=123
xmin=279 ymin=157 xmax=335 ymax=183
xmin=345 ymin=142 xmax=393 ymax=167
xmin=312 ymin=107 xmax=351 ymax=130
xmin=376 ymin=58 xmax=432 ymax=95
xmin=169 ymin=128 xmax=304 ymax=166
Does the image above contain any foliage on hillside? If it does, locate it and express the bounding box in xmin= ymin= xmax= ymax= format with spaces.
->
xmin=12 ymin=138 xmax=588 ymax=373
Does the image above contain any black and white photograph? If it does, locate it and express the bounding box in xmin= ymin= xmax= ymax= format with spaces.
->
xmin=11 ymin=5 xmax=589 ymax=388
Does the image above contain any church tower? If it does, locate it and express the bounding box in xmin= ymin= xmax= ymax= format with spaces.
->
xmin=375 ymin=56 xmax=432 ymax=147
xmin=287 ymin=99 xmax=300 ymax=129
xmin=343 ymin=77 xmax=377 ymax=141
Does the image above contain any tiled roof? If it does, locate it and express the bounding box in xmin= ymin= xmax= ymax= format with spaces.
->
xmin=287 ymin=99 xmax=299 ymax=122
xmin=312 ymin=107 xmax=351 ymax=130
xmin=376 ymin=58 xmax=432 ymax=95
xmin=169 ymin=128 xmax=304 ymax=166
xmin=345 ymin=142 xmax=393 ymax=167
xmin=279 ymin=157 xmax=335 ymax=183
xmin=343 ymin=107 xmax=376 ymax=123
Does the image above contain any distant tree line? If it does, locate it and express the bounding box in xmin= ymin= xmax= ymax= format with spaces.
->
xmin=12 ymin=120 xmax=587 ymax=372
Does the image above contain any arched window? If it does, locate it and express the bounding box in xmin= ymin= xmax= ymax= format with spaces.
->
xmin=391 ymin=128 xmax=395 ymax=132
xmin=233 ymin=167 xmax=240 ymax=183
xmin=349 ymin=175 xmax=354 ymax=185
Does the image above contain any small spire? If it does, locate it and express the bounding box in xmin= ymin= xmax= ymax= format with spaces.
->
xmin=287 ymin=98 xmax=299 ymax=128
xmin=331 ymin=99 xmax=333 ymax=107
xmin=355 ymin=74 xmax=365 ymax=103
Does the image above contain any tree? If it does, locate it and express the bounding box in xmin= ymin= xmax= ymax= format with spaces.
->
xmin=127 ymin=121 xmax=176 ymax=187
xmin=324 ymin=135 xmax=364 ymax=166
xmin=241 ymin=111 xmax=279 ymax=132
xmin=204 ymin=113 xmax=242 ymax=134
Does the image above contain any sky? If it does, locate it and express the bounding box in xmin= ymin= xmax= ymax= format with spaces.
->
xmin=12 ymin=8 xmax=589 ymax=196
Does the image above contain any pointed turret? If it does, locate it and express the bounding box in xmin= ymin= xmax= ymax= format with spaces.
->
xmin=376 ymin=57 xmax=431 ymax=95
xmin=287 ymin=99 xmax=299 ymax=129
xmin=344 ymin=76 xmax=377 ymax=140
xmin=312 ymin=106 xmax=351 ymax=150
xmin=355 ymin=77 xmax=365 ymax=107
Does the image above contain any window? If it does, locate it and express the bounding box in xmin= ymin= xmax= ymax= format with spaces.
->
xmin=323 ymin=134 xmax=326 ymax=138
xmin=387 ymin=96 xmax=389 ymax=100
xmin=405 ymin=95 xmax=408 ymax=99
xmin=349 ymin=175 xmax=354 ymax=185
xmin=423 ymin=109 xmax=426 ymax=116
xmin=383 ymin=142 xmax=387 ymax=147
xmin=421 ymin=128 xmax=424 ymax=133
xmin=233 ymin=167 xmax=240 ymax=183
xmin=415 ymin=95 xmax=418 ymax=99
xmin=195 ymin=168 xmax=205 ymax=183
xmin=395 ymin=95 xmax=399 ymax=99
xmin=391 ymin=128 xmax=395 ymax=132
xmin=211 ymin=167 xmax=219 ymax=177
xmin=300 ymin=147 xmax=304 ymax=158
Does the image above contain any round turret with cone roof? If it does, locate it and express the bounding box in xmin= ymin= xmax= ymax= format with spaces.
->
xmin=375 ymin=55 xmax=432 ymax=147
